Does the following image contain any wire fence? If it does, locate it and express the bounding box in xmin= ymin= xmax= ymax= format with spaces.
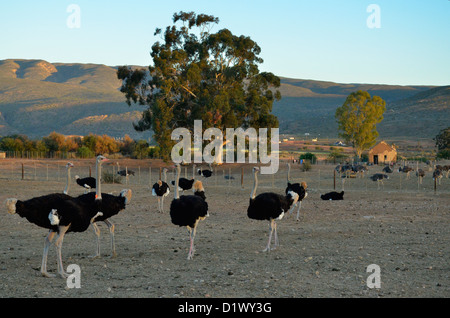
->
xmin=0 ymin=158 xmax=448 ymax=196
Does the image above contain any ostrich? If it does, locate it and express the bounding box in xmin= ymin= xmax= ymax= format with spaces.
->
xmin=198 ymin=163 xmax=213 ymax=178
xmin=382 ymin=166 xmax=393 ymax=173
xmin=370 ymin=173 xmax=389 ymax=189
xmin=416 ymin=168 xmax=425 ymax=184
xmin=398 ymin=166 xmax=413 ymax=179
xmin=171 ymin=164 xmax=196 ymax=192
xmin=85 ymin=156 xmax=132 ymax=258
xmin=116 ymin=162 xmax=135 ymax=177
xmin=442 ymin=165 xmax=450 ymax=178
xmin=320 ymin=191 xmax=344 ymax=200
xmin=433 ymin=168 xmax=443 ymax=185
xmin=247 ymin=167 xmax=298 ymax=252
xmin=63 ymin=162 xmax=74 ymax=195
xmin=286 ymin=163 xmax=308 ymax=221
xmin=75 ymin=175 xmax=96 ymax=193
xmin=152 ymin=168 xmax=170 ymax=213
xmin=5 ymin=194 xmax=105 ymax=278
xmin=170 ymin=163 xmax=209 ymax=260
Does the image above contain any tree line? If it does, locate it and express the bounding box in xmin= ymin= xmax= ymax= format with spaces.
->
xmin=0 ymin=132 xmax=161 ymax=159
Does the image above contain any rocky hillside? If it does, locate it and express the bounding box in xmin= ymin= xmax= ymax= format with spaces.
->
xmin=0 ymin=59 xmax=448 ymax=141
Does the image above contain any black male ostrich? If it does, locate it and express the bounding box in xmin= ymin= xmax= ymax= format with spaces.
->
xmin=286 ymin=163 xmax=308 ymax=221
xmin=171 ymin=164 xmax=196 ymax=192
xmin=370 ymin=173 xmax=389 ymax=189
xmin=197 ymin=163 xmax=213 ymax=178
xmin=170 ymin=163 xmax=209 ymax=260
xmin=116 ymin=162 xmax=135 ymax=177
xmin=5 ymin=194 xmax=104 ymax=278
xmin=75 ymin=175 xmax=96 ymax=193
xmin=320 ymin=191 xmax=344 ymax=200
xmin=247 ymin=167 xmax=298 ymax=252
xmin=152 ymin=168 xmax=170 ymax=213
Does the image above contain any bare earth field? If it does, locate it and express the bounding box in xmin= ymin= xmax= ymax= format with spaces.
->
xmin=0 ymin=159 xmax=448 ymax=298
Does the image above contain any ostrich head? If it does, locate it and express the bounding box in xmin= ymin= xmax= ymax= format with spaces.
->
xmin=66 ymin=162 xmax=74 ymax=169
xmin=97 ymin=155 xmax=108 ymax=164
xmin=120 ymin=189 xmax=132 ymax=205
xmin=5 ymin=198 xmax=17 ymax=215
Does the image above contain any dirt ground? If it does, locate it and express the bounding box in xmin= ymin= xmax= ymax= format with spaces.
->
xmin=0 ymin=159 xmax=448 ymax=298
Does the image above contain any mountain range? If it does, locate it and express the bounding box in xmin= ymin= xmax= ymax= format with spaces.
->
xmin=0 ymin=59 xmax=448 ymax=142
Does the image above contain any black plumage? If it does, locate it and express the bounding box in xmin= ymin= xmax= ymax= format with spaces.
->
xmin=370 ymin=173 xmax=389 ymax=189
xmin=247 ymin=167 xmax=297 ymax=252
xmin=75 ymin=175 xmax=96 ymax=192
xmin=153 ymin=168 xmax=170 ymax=213
xmin=197 ymin=164 xmax=213 ymax=178
xmin=5 ymin=192 xmax=103 ymax=278
xmin=171 ymin=178 xmax=195 ymax=191
xmin=247 ymin=192 xmax=294 ymax=221
xmin=153 ymin=181 xmax=170 ymax=196
xmin=285 ymin=164 xmax=308 ymax=221
xmin=170 ymin=164 xmax=209 ymax=260
xmin=320 ymin=191 xmax=344 ymax=200
xmin=6 ymin=193 xmax=72 ymax=232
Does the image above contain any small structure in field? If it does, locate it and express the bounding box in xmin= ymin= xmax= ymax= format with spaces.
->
xmin=369 ymin=141 xmax=397 ymax=164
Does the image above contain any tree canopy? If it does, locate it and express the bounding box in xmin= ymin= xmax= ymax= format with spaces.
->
xmin=117 ymin=11 xmax=281 ymax=160
xmin=335 ymin=90 xmax=386 ymax=158
xmin=434 ymin=127 xmax=450 ymax=159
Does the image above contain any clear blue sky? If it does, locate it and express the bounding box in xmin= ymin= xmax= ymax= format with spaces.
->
xmin=1 ymin=0 xmax=449 ymax=85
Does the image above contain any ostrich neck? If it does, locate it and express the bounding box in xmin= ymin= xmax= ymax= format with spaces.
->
xmin=175 ymin=166 xmax=180 ymax=199
xmin=96 ymin=161 xmax=102 ymax=200
xmin=287 ymin=164 xmax=291 ymax=182
xmin=163 ymin=170 xmax=167 ymax=183
xmin=64 ymin=167 xmax=71 ymax=194
xmin=250 ymin=171 xmax=258 ymax=199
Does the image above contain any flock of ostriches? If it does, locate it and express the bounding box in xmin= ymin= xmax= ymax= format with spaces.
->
xmin=4 ymin=156 xmax=448 ymax=278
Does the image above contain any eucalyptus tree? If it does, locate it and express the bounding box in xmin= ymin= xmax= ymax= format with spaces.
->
xmin=335 ymin=90 xmax=386 ymax=159
xmin=118 ymin=11 xmax=281 ymax=160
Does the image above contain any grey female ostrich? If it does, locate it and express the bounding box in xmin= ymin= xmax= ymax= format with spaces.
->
xmin=170 ymin=163 xmax=209 ymax=260
xmin=152 ymin=167 xmax=170 ymax=213
xmin=247 ymin=167 xmax=298 ymax=252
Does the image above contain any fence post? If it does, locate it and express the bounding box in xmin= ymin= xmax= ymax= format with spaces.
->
xmin=333 ymin=169 xmax=336 ymax=190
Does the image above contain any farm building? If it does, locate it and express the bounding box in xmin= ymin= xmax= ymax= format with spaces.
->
xmin=369 ymin=141 xmax=397 ymax=164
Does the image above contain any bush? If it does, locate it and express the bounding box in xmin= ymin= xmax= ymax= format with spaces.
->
xmin=76 ymin=146 xmax=95 ymax=158
xmin=437 ymin=149 xmax=450 ymax=160
xmin=300 ymin=152 xmax=317 ymax=164
xmin=301 ymin=160 xmax=312 ymax=171
xmin=102 ymin=170 xmax=122 ymax=184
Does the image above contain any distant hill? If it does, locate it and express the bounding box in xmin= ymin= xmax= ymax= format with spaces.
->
xmin=0 ymin=59 xmax=150 ymax=140
xmin=0 ymin=59 xmax=448 ymax=142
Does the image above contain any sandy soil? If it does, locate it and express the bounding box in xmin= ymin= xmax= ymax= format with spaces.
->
xmin=0 ymin=159 xmax=448 ymax=298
